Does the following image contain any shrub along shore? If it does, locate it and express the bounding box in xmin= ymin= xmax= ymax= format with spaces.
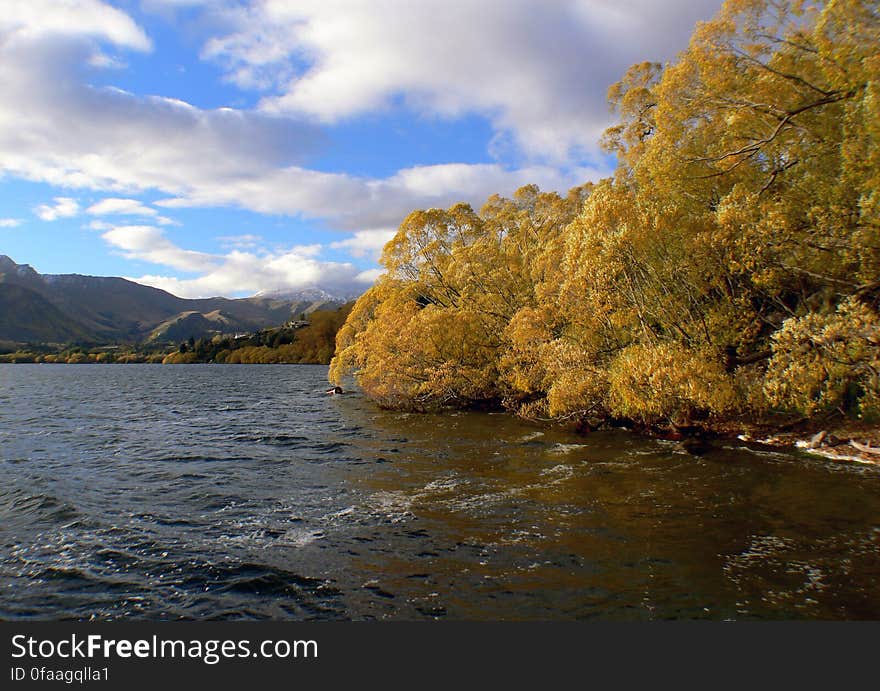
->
xmin=327 ymin=0 xmax=880 ymax=463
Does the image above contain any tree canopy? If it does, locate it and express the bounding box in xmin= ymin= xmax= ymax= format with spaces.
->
xmin=330 ymin=0 xmax=880 ymax=427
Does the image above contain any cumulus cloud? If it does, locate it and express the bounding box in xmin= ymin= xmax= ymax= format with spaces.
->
xmin=1 ymin=0 xmax=151 ymax=51
xmin=34 ymin=197 xmax=80 ymax=221
xmin=0 ymin=40 xmax=323 ymax=194
xmin=86 ymin=197 xmax=177 ymax=224
xmin=125 ymin=247 xmax=374 ymax=299
xmin=87 ymin=51 xmax=128 ymax=69
xmin=0 ymin=218 xmax=22 ymax=228
xmin=87 ymin=197 xmax=158 ymax=217
xmin=0 ymin=20 xmax=597 ymax=235
xmin=353 ymin=267 xmax=384 ymax=285
xmin=0 ymin=0 xmax=714 ymax=231
xmin=100 ymin=222 xmax=374 ymax=298
xmin=330 ymin=228 xmax=396 ymax=261
xmin=202 ymin=0 xmax=723 ymax=161
xmin=102 ymin=224 xmax=217 ymax=272
xmin=152 ymin=161 xmax=602 ymax=231
xmin=0 ymin=0 xmax=726 ymax=297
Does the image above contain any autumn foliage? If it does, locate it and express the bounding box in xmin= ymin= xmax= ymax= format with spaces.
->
xmin=330 ymin=0 xmax=880 ymax=426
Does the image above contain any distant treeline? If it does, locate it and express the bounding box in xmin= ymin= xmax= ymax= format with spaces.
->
xmin=0 ymin=304 xmax=354 ymax=365
xmin=0 ymin=345 xmax=166 ymax=364
xmin=162 ymin=304 xmax=353 ymax=364
xmin=330 ymin=0 xmax=879 ymax=428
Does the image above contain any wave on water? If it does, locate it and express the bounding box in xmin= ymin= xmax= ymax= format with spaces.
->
xmin=2 ymin=364 xmax=880 ymax=620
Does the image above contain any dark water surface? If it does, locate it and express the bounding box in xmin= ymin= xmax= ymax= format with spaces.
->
xmin=1 ymin=364 xmax=879 ymax=620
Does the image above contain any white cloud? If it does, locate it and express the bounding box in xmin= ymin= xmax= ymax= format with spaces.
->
xmin=203 ymin=0 xmax=723 ymax=161
xmin=86 ymin=197 xmax=167 ymax=220
xmin=354 ymin=268 xmax=384 ymax=284
xmin=330 ymin=228 xmax=396 ymax=261
xmin=1 ymin=0 xmax=151 ymax=51
xmin=87 ymin=51 xmax=127 ymax=69
xmin=34 ymin=197 xmax=80 ymax=221
xmin=0 ymin=0 xmax=636 ymax=257
xmin=0 ymin=29 xmax=327 ymax=206
xmin=101 ymin=223 xmax=372 ymax=298
xmin=151 ymin=161 xmax=602 ymax=232
xmin=126 ymin=248 xmax=373 ymax=299
xmin=87 ymin=197 xmax=157 ymax=216
xmin=0 ymin=218 xmax=21 ymax=228
xmin=0 ymin=0 xmax=712 ymax=235
xmin=101 ymin=224 xmax=217 ymax=272
xmin=0 ymin=0 xmax=727 ymax=297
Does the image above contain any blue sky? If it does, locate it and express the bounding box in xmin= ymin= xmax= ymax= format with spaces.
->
xmin=0 ymin=0 xmax=722 ymax=298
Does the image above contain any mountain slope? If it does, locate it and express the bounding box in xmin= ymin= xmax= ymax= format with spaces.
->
xmin=0 ymin=283 xmax=96 ymax=343
xmin=0 ymin=256 xmax=348 ymax=344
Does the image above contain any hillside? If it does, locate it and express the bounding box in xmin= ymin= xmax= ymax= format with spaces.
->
xmin=0 ymin=283 xmax=95 ymax=343
xmin=0 ymin=255 xmax=347 ymax=345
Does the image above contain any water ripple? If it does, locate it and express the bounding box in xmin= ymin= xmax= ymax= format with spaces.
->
xmin=1 ymin=364 xmax=879 ymax=620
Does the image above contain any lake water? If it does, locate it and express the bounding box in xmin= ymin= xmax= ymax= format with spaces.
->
xmin=1 ymin=364 xmax=878 ymax=620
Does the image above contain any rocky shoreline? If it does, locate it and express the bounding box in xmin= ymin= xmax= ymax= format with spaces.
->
xmin=606 ymin=417 xmax=880 ymax=467
xmin=736 ymin=427 xmax=880 ymax=467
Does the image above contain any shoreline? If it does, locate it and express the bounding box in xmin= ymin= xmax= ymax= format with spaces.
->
xmin=734 ymin=429 xmax=880 ymax=468
xmin=644 ymin=420 xmax=880 ymax=468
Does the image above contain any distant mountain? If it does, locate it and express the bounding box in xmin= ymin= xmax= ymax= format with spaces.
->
xmin=252 ymin=287 xmax=357 ymax=302
xmin=0 ymin=255 xmax=349 ymax=345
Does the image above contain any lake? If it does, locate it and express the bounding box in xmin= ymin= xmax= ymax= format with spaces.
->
xmin=1 ymin=364 xmax=878 ymax=620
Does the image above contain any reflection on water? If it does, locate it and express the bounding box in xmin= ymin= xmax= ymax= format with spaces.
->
xmin=1 ymin=364 xmax=878 ymax=620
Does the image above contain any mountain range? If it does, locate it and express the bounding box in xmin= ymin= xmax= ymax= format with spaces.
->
xmin=0 ymin=255 xmax=350 ymax=346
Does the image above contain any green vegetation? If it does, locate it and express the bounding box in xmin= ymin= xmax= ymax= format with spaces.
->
xmin=330 ymin=0 xmax=879 ymax=429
